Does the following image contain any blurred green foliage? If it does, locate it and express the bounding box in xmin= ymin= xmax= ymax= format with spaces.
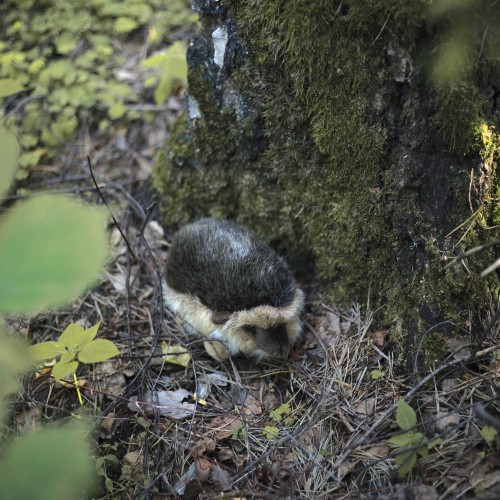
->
xmin=0 ymin=424 xmax=96 ymax=500
xmin=0 ymin=0 xmax=197 ymax=176
xmin=427 ymin=0 xmax=500 ymax=152
xmin=0 ymin=119 xmax=110 ymax=499
xmin=29 ymin=321 xmax=119 ymax=382
xmin=142 ymin=41 xmax=188 ymax=105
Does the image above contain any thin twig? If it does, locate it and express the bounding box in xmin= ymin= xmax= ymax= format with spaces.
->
xmin=87 ymin=156 xmax=136 ymax=259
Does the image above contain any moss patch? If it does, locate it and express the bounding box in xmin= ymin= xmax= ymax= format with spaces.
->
xmin=154 ymin=0 xmax=500 ymax=366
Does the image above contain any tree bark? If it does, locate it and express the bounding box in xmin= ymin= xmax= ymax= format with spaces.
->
xmin=154 ymin=0 xmax=500 ymax=368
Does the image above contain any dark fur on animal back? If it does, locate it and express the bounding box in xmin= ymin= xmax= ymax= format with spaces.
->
xmin=166 ymin=218 xmax=297 ymax=312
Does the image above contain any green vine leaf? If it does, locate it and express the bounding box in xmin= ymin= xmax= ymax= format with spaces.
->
xmin=0 ymin=78 xmax=24 ymax=97
xmin=142 ymin=41 xmax=187 ymax=105
xmin=52 ymin=360 xmax=79 ymax=381
xmin=388 ymin=433 xmax=412 ymax=447
xmin=78 ymin=339 xmax=119 ymax=363
xmin=29 ymin=341 xmax=65 ymax=361
xmin=396 ymin=400 xmax=417 ymax=430
xmin=58 ymin=323 xmax=85 ymax=348
xmin=114 ymin=17 xmax=138 ymax=33
xmin=394 ymin=449 xmax=417 ymax=477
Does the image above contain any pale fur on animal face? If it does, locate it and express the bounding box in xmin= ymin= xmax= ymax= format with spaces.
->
xmin=163 ymin=282 xmax=304 ymax=361
xmin=163 ymin=218 xmax=305 ymax=361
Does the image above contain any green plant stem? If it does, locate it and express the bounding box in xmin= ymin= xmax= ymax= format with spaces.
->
xmin=73 ymin=371 xmax=83 ymax=406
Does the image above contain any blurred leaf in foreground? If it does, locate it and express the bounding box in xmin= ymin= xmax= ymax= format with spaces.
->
xmin=0 ymin=195 xmax=110 ymax=315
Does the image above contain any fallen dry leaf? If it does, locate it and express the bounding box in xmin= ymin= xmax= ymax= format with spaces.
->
xmin=262 ymin=392 xmax=279 ymax=412
xmin=173 ymin=462 xmax=197 ymax=496
xmin=368 ymin=329 xmax=388 ymax=347
xmin=435 ymin=412 xmax=461 ymax=432
xmin=242 ymin=394 xmax=262 ymax=416
xmin=353 ymin=397 xmax=377 ymax=416
xmin=365 ymin=445 xmax=389 ymax=457
xmin=441 ymin=378 xmax=460 ymax=392
xmin=191 ymin=438 xmax=216 ymax=457
xmin=15 ymin=407 xmax=42 ymax=434
xmin=100 ymin=412 xmax=118 ymax=434
xmin=195 ymin=457 xmax=212 ymax=482
xmin=444 ymin=336 xmax=471 ymax=362
xmin=218 ymin=447 xmax=234 ymax=462
xmin=211 ymin=464 xmax=233 ymax=491
xmin=128 ymin=389 xmax=195 ymax=419
xmin=123 ymin=450 xmax=141 ymax=466
xmin=337 ymin=459 xmax=355 ymax=480
xmin=207 ymin=415 xmax=243 ymax=440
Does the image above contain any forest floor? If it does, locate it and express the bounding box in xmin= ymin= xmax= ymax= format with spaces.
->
xmin=4 ymin=2 xmax=500 ymax=499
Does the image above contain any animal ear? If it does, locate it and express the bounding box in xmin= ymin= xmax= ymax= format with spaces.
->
xmin=211 ymin=311 xmax=232 ymax=324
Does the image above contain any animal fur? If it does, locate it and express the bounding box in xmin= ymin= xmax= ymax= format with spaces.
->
xmin=164 ymin=218 xmax=304 ymax=360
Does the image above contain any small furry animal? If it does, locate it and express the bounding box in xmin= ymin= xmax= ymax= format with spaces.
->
xmin=163 ymin=218 xmax=304 ymax=361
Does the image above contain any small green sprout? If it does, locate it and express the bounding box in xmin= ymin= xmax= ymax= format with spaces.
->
xmin=29 ymin=322 xmax=119 ymax=404
xmin=388 ymin=400 xmax=442 ymax=477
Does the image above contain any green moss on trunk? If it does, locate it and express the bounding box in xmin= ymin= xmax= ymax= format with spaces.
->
xmin=153 ymin=0 xmax=500 ymax=367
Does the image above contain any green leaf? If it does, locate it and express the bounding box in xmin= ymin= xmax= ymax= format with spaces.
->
xmin=57 ymin=321 xmax=101 ymax=352
xmin=0 ymin=126 xmax=19 ymax=200
xmin=416 ymin=445 xmax=428 ymax=458
xmin=0 ymin=78 xmax=24 ymax=97
xmin=0 ymin=425 xmax=95 ymax=499
xmin=0 ymin=331 xmax=30 ymax=420
xmin=18 ymin=149 xmax=44 ymax=168
xmin=114 ymin=17 xmax=138 ymax=34
xmin=388 ymin=432 xmax=412 ymax=447
xmin=431 ymin=38 xmax=469 ymax=87
xmin=78 ymin=339 xmax=119 ymax=363
xmin=263 ymin=425 xmax=279 ymax=440
xmin=0 ymin=195 xmax=110 ymax=315
xmin=231 ymin=423 xmax=244 ymax=440
xmin=108 ymin=102 xmax=126 ymax=119
xmin=28 ymin=58 xmax=45 ymax=74
xmin=29 ymin=341 xmax=65 ymax=360
xmin=428 ymin=437 xmax=442 ymax=449
xmin=142 ymin=42 xmax=187 ymax=105
xmin=59 ymin=351 xmax=76 ymax=365
xmin=480 ymin=425 xmax=498 ymax=443
xmin=105 ymin=477 xmax=114 ymax=493
xmin=52 ymin=360 xmax=79 ymax=381
xmin=270 ymin=403 xmax=292 ymax=422
xmin=58 ymin=322 xmax=85 ymax=348
xmin=371 ymin=369 xmax=384 ymax=380
xmin=80 ymin=322 xmax=101 ymax=348
xmin=55 ymin=32 xmax=77 ymax=54
xmin=51 ymin=114 xmax=78 ymax=141
xmin=144 ymin=76 xmax=157 ymax=88
xmin=396 ymin=400 xmax=417 ymax=430
xmin=163 ymin=343 xmax=191 ymax=367
xmin=19 ymin=134 xmax=38 ymax=148
xmin=394 ymin=449 xmax=416 ymax=477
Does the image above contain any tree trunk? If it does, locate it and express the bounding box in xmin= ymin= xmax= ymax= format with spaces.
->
xmin=153 ymin=0 xmax=500 ymax=368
